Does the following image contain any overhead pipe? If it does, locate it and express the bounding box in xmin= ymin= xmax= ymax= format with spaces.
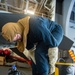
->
xmin=44 ymin=0 xmax=56 ymax=21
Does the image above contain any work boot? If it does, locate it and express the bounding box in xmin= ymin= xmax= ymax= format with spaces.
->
xmin=37 ymin=73 xmax=48 ymax=75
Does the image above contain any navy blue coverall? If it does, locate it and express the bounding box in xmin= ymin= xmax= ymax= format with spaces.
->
xmin=26 ymin=16 xmax=64 ymax=75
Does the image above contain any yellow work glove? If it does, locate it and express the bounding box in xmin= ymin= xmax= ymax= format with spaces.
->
xmin=23 ymin=46 xmax=36 ymax=64
xmin=48 ymin=47 xmax=58 ymax=74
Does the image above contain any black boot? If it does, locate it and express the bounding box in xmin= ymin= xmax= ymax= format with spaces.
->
xmin=37 ymin=73 xmax=48 ymax=75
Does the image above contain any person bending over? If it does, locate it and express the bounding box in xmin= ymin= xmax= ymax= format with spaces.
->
xmin=2 ymin=16 xmax=64 ymax=75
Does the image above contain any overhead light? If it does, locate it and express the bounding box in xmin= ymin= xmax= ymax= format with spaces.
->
xmin=24 ymin=9 xmax=35 ymax=15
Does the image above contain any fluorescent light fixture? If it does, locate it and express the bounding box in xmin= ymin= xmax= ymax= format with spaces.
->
xmin=24 ymin=10 xmax=35 ymax=15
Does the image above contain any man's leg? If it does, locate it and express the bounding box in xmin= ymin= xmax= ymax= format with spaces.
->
xmin=31 ymin=61 xmax=38 ymax=75
xmin=34 ymin=42 xmax=50 ymax=75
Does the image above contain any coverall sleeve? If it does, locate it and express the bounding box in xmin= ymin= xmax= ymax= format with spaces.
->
xmin=26 ymin=37 xmax=34 ymax=50
xmin=40 ymin=23 xmax=64 ymax=48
